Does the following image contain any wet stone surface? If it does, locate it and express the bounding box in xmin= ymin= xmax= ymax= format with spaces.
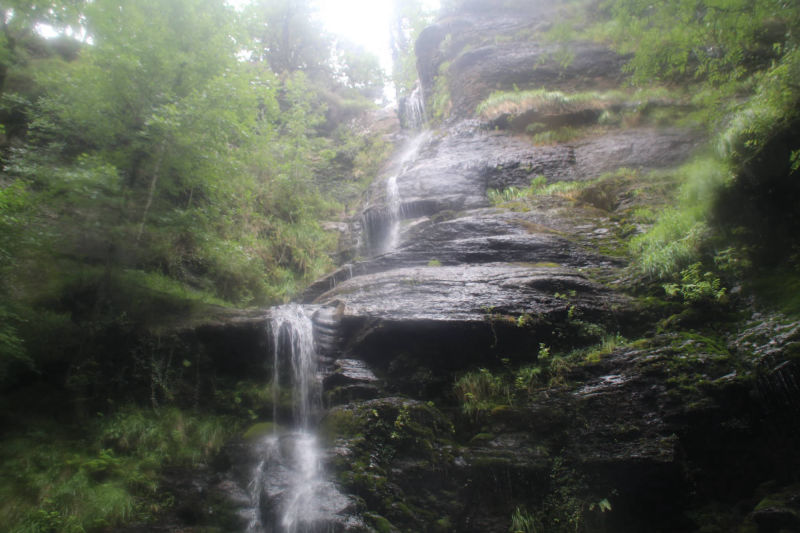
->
xmin=315 ymin=263 xmax=624 ymax=322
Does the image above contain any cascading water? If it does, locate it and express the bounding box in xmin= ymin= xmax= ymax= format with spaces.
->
xmin=368 ymin=130 xmax=431 ymax=255
xmin=246 ymin=304 xmax=356 ymax=533
xmin=385 ymin=174 xmax=401 ymax=252
xmin=404 ymin=81 xmax=427 ymax=130
xmin=270 ymin=304 xmax=320 ymax=429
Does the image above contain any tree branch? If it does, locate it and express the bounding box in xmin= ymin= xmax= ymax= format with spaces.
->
xmin=136 ymin=138 xmax=167 ymax=243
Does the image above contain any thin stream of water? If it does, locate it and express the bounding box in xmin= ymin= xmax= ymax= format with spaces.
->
xmin=380 ymin=130 xmax=431 ymax=254
xmin=246 ymin=304 xmax=353 ymax=533
xmin=405 ymin=82 xmax=427 ymax=130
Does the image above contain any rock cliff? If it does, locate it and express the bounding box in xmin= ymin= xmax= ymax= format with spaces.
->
xmin=197 ymin=2 xmax=800 ymax=532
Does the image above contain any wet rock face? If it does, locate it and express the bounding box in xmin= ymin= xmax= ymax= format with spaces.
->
xmin=320 ymin=264 xmax=620 ymax=322
xmin=447 ymin=41 xmax=626 ymax=117
xmin=416 ymin=2 xmax=626 ymax=119
xmin=303 ymin=123 xmax=695 ymax=309
xmin=192 ymin=2 xmax=798 ymax=532
xmin=317 ymin=334 xmax=775 ymax=533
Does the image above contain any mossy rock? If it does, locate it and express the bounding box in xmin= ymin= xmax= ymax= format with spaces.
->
xmin=363 ymin=512 xmax=398 ymax=533
xmin=469 ymin=432 xmax=495 ymax=444
xmin=242 ymin=422 xmax=277 ymax=441
xmin=740 ymin=484 xmax=800 ymax=533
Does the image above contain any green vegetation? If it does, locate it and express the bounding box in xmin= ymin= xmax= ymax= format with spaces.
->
xmin=592 ymin=0 xmax=800 ymax=280
xmin=593 ymin=0 xmax=800 ymax=87
xmin=391 ymin=0 xmax=437 ymax=98
xmin=0 ymin=0 xmax=388 ymax=339
xmin=630 ymin=157 xmax=732 ymax=278
xmin=0 ymin=0 xmax=394 ymax=528
xmin=454 ymin=338 xmax=610 ymax=416
xmin=663 ymin=263 xmax=727 ymax=305
xmin=0 ymin=0 xmax=390 ymax=368
xmin=477 ymin=88 xmax=611 ymax=121
xmin=529 ymin=126 xmax=583 ymax=145
xmin=473 ymin=1 xmax=798 ymax=288
xmin=487 ymin=170 xmax=638 ymax=211
xmin=583 ymin=333 xmax=628 ymax=363
xmin=453 ymin=367 xmax=511 ymax=417
xmin=476 ymin=86 xmax=686 ymax=138
xmin=0 ymin=407 xmax=238 ymax=533
xmin=430 ymin=61 xmax=453 ymax=121
xmin=509 ymin=506 xmax=538 ymax=533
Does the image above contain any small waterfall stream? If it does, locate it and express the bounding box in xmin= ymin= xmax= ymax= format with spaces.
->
xmin=373 ymin=130 xmax=431 ymax=254
xmin=245 ymin=115 xmax=432 ymax=533
xmin=403 ymin=82 xmax=427 ymax=130
xmin=271 ymin=304 xmax=319 ymax=429
xmin=246 ymin=304 xmax=356 ymax=533
xmin=385 ymin=174 xmax=401 ymax=252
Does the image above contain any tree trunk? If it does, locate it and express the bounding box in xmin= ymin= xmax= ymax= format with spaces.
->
xmin=136 ymin=139 xmax=167 ymax=242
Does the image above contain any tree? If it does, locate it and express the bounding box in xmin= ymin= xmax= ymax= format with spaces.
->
xmin=597 ymin=0 xmax=800 ymax=85
xmin=242 ymin=0 xmax=330 ymax=77
xmin=332 ymin=40 xmax=386 ymax=101
xmin=391 ymin=0 xmax=435 ymax=98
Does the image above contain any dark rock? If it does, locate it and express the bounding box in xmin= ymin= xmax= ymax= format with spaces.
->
xmin=317 ymin=263 xmax=625 ymax=322
xmin=752 ymin=506 xmax=800 ymax=533
xmin=208 ymin=3 xmax=800 ymax=532
xmin=415 ymin=3 xmax=627 ymax=119
xmin=447 ymin=40 xmax=627 ymax=118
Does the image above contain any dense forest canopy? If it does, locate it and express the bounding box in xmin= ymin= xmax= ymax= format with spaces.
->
xmin=0 ymin=0 xmax=799 ymax=531
xmin=0 ymin=0 xmax=391 ymax=383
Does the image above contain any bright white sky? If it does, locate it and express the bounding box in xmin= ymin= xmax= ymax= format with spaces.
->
xmin=230 ymin=0 xmax=440 ymax=73
xmin=315 ymin=0 xmax=439 ymax=72
xmin=38 ymin=0 xmax=441 ymax=81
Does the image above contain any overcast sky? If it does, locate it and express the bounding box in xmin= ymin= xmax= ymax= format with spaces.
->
xmin=229 ymin=0 xmax=440 ymax=73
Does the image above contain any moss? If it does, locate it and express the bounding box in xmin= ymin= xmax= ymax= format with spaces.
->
xmin=389 ymin=500 xmax=417 ymax=520
xmin=469 ymin=432 xmax=495 ymax=444
xmin=750 ymin=267 xmax=800 ymax=318
xmin=321 ymin=408 xmax=364 ymax=442
xmin=489 ymin=404 xmax=513 ymax=417
xmin=435 ymin=516 xmax=453 ymax=531
xmin=364 ymin=512 xmax=396 ymax=533
xmin=512 ymin=219 xmax=562 ymax=235
xmin=431 ymin=61 xmax=453 ymax=121
xmin=753 ymin=484 xmax=800 ymax=511
xmin=242 ymin=422 xmax=276 ymax=442
xmin=668 ymin=331 xmax=730 ymax=356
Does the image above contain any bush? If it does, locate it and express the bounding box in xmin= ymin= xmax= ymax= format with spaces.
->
xmin=663 ymin=263 xmax=727 ymax=305
xmin=0 ymin=406 xmax=239 ymax=532
xmin=453 ymin=368 xmax=510 ymax=417
xmin=631 ymin=157 xmax=731 ymax=278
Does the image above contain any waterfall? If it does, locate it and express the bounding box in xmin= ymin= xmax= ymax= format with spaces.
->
xmin=246 ymin=304 xmax=355 ymax=533
xmin=364 ymin=130 xmax=431 ymax=255
xmin=385 ymin=174 xmax=401 ymax=252
xmin=270 ymin=304 xmax=320 ymax=429
xmin=404 ymin=82 xmax=427 ymax=130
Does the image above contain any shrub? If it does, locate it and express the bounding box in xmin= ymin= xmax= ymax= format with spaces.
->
xmin=631 ymin=157 xmax=731 ymax=278
xmin=663 ymin=263 xmax=727 ymax=304
xmin=477 ymin=88 xmax=610 ymax=121
xmin=453 ymin=368 xmax=510 ymax=417
xmin=510 ymin=506 xmax=540 ymax=533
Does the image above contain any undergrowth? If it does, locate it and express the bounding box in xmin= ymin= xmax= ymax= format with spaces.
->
xmin=487 ymin=169 xmax=637 ymax=210
xmin=630 ymin=156 xmax=733 ymax=279
xmin=454 ymin=333 xmax=629 ymax=418
xmin=0 ymin=407 xmax=238 ymax=532
xmin=477 ymin=88 xmax=613 ymax=120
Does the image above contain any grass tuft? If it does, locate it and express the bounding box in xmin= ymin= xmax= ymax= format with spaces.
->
xmin=0 ymin=407 xmax=239 ymax=532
